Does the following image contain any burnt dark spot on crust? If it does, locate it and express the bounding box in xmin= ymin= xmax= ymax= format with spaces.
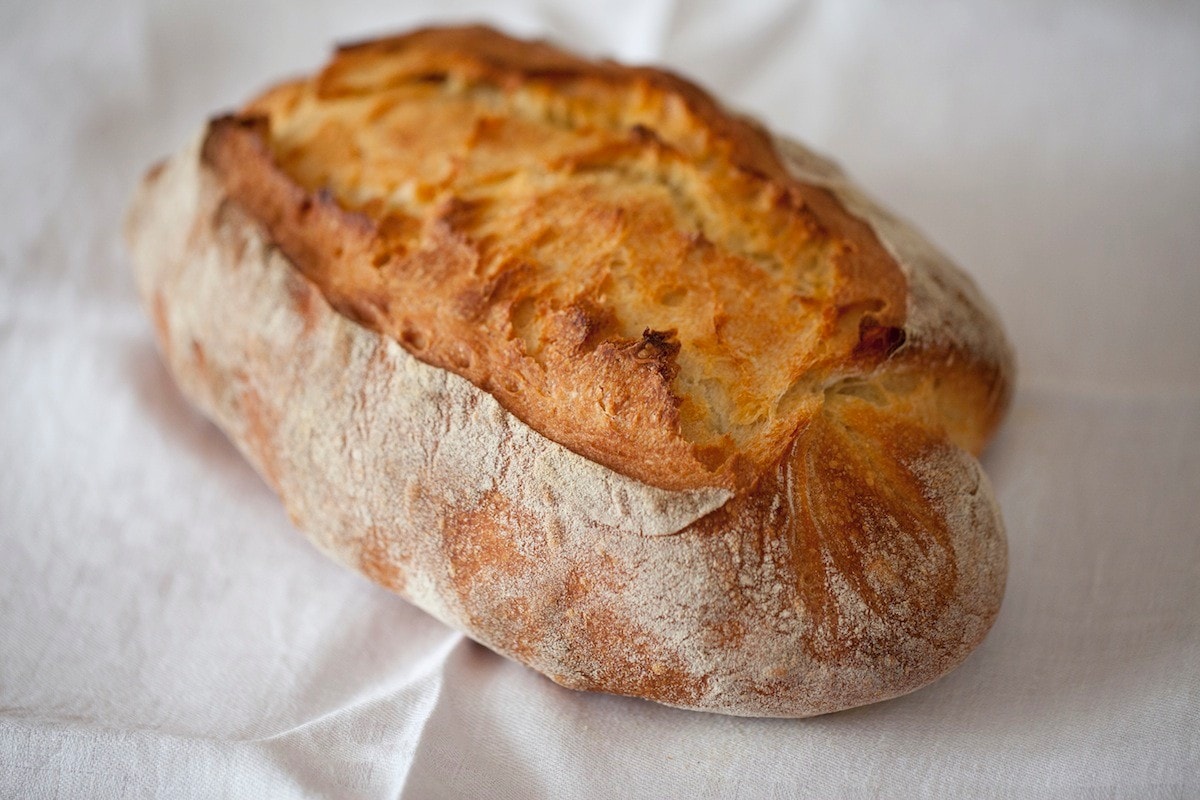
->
xmin=596 ymin=328 xmax=682 ymax=384
xmin=629 ymin=123 xmax=663 ymax=146
xmin=853 ymin=317 xmax=907 ymax=361
xmin=636 ymin=328 xmax=680 ymax=361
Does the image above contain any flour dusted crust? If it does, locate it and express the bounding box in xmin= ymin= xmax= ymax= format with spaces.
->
xmin=126 ymin=27 xmax=1013 ymax=717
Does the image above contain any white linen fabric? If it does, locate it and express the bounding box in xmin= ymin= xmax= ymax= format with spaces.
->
xmin=2 ymin=0 xmax=1197 ymax=797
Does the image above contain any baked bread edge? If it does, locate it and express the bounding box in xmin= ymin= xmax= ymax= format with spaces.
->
xmin=125 ymin=131 xmax=1008 ymax=717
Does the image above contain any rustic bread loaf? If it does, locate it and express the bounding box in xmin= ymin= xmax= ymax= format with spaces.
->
xmin=126 ymin=25 xmax=1013 ymax=717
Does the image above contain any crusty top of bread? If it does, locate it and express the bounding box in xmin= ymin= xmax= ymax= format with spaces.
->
xmin=201 ymin=25 xmax=1010 ymax=492
xmin=129 ymin=26 xmax=1016 ymax=716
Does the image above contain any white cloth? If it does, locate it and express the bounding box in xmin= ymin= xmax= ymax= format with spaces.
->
xmin=2 ymin=1 xmax=1197 ymax=796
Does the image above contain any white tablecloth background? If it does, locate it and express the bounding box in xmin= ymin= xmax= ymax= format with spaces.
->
xmin=2 ymin=1 xmax=1197 ymax=797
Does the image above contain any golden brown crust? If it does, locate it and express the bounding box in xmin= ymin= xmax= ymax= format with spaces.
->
xmin=126 ymin=27 xmax=1014 ymax=717
xmin=198 ymin=25 xmax=932 ymax=491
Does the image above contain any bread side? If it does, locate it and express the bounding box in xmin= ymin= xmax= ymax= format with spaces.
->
xmin=126 ymin=134 xmax=1006 ymax=717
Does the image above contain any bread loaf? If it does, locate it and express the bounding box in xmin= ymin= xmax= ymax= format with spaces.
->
xmin=125 ymin=25 xmax=1013 ymax=717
